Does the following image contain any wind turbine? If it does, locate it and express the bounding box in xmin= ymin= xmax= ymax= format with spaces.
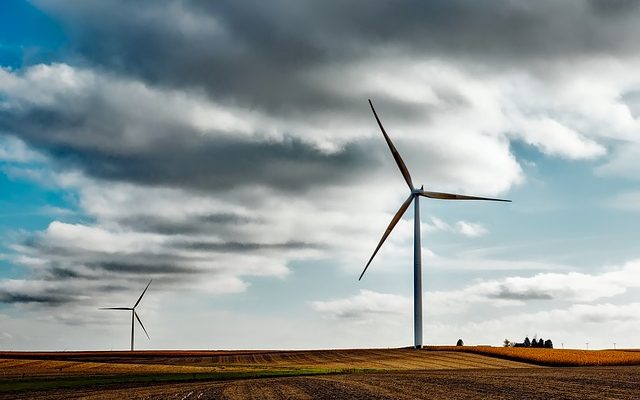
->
xmin=100 ymin=280 xmax=152 ymax=351
xmin=359 ymin=100 xmax=511 ymax=349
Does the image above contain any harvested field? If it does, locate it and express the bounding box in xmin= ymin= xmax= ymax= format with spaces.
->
xmin=0 ymin=348 xmax=534 ymax=374
xmin=430 ymin=345 xmax=640 ymax=366
xmin=0 ymin=358 xmax=238 ymax=379
xmin=4 ymin=365 xmax=640 ymax=399
xmin=0 ymin=349 xmax=534 ymax=396
xmin=5 ymin=348 xmax=640 ymax=398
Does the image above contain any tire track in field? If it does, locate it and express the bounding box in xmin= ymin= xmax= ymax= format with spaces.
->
xmin=303 ymin=375 xmax=417 ymax=400
xmin=220 ymin=380 xmax=313 ymax=400
xmin=327 ymin=373 xmax=484 ymax=400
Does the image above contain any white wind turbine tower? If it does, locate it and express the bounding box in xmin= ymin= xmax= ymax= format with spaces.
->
xmin=100 ymin=280 xmax=152 ymax=351
xmin=359 ymin=100 xmax=511 ymax=349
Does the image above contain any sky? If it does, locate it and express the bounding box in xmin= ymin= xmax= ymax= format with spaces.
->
xmin=1 ymin=0 xmax=640 ymax=351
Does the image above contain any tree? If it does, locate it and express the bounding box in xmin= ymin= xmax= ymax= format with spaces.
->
xmin=503 ymin=339 xmax=512 ymax=347
xmin=531 ymin=335 xmax=539 ymax=348
xmin=544 ymin=339 xmax=553 ymax=349
xmin=524 ymin=337 xmax=531 ymax=347
xmin=538 ymin=338 xmax=544 ymax=347
xmin=456 ymin=339 xmax=464 ymax=346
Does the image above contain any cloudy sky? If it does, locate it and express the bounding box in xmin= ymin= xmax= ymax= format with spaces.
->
xmin=1 ymin=0 xmax=640 ymax=351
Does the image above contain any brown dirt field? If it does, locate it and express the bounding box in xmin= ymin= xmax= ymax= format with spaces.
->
xmin=5 ymin=348 xmax=640 ymax=399
xmin=0 ymin=349 xmax=534 ymax=377
xmin=0 ymin=358 xmax=245 ymax=379
xmin=5 ymin=365 xmax=640 ymax=400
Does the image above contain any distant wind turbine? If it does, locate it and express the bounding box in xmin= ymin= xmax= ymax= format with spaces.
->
xmin=100 ymin=280 xmax=152 ymax=351
xmin=359 ymin=100 xmax=511 ymax=349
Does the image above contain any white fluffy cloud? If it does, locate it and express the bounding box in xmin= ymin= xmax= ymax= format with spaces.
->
xmin=424 ymin=218 xmax=489 ymax=237
xmin=0 ymin=62 xmax=526 ymax=315
xmin=329 ymin=55 xmax=640 ymax=165
xmin=0 ymin=136 xmax=44 ymax=163
xmin=311 ymin=290 xmax=412 ymax=321
xmin=314 ymin=259 xmax=640 ymax=319
xmin=455 ymin=221 xmax=488 ymax=237
xmin=516 ymin=117 xmax=605 ymax=159
xmin=2 ymin=57 xmax=639 ymax=328
xmin=3 ymin=8 xmax=640 ymax=351
xmin=0 ymin=63 xmax=526 ymax=194
xmin=3 ymin=1 xmax=640 ymax=351
xmin=312 ymin=260 xmax=640 ymax=348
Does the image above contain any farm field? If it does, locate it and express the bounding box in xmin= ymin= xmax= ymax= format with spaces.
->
xmin=0 ymin=348 xmax=533 ymax=396
xmin=0 ymin=348 xmax=533 ymax=380
xmin=2 ymin=347 xmax=640 ymax=399
xmin=431 ymin=345 xmax=640 ymax=366
xmin=4 ymin=365 xmax=640 ymax=399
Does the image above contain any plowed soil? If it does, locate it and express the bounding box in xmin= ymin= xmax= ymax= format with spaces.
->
xmin=3 ymin=348 xmax=639 ymax=399
xmin=5 ymin=366 xmax=640 ymax=399
xmin=0 ymin=349 xmax=533 ymax=377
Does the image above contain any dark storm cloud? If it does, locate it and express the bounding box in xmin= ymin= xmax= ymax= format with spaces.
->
xmin=5 ymin=0 xmax=638 ymax=311
xmin=174 ymin=240 xmax=320 ymax=253
xmin=589 ymin=0 xmax=640 ymax=15
xmin=117 ymin=213 xmax=256 ymax=235
xmin=488 ymin=285 xmax=554 ymax=301
xmin=76 ymin=136 xmax=372 ymax=193
xmin=0 ymin=105 xmax=377 ymax=193
xmin=34 ymin=0 xmax=640 ymax=113
xmin=0 ymin=291 xmax=79 ymax=306
xmin=7 ymin=0 xmax=638 ymax=193
xmin=21 ymin=239 xmax=201 ymax=276
xmin=46 ymin=267 xmax=85 ymax=280
xmin=5 ymin=222 xmax=313 ymax=307
xmin=0 ymin=278 xmax=145 ymax=306
xmin=89 ymin=262 xmax=200 ymax=275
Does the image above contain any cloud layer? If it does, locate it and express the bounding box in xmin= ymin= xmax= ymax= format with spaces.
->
xmin=313 ymin=259 xmax=640 ymax=319
xmin=1 ymin=1 xmax=640 ymax=350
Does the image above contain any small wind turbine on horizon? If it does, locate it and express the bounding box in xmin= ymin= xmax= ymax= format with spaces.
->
xmin=359 ymin=99 xmax=511 ymax=349
xmin=99 ymin=280 xmax=152 ymax=351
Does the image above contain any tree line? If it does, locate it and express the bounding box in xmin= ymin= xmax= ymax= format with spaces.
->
xmin=454 ymin=336 xmax=554 ymax=348
xmin=505 ymin=336 xmax=553 ymax=349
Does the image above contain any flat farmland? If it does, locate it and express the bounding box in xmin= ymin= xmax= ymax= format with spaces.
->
xmin=2 ymin=348 xmax=639 ymax=399
xmin=430 ymin=345 xmax=640 ymax=367
xmin=5 ymin=366 xmax=640 ymax=399
xmin=0 ymin=348 xmax=534 ymax=374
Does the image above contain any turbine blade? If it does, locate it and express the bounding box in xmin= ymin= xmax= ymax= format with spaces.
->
xmin=359 ymin=194 xmax=414 ymax=280
xmin=419 ymin=190 xmax=511 ymax=202
xmin=99 ymin=307 xmax=132 ymax=310
xmin=134 ymin=311 xmax=150 ymax=340
xmin=369 ymin=99 xmax=414 ymax=190
xmin=133 ymin=279 xmax=152 ymax=309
